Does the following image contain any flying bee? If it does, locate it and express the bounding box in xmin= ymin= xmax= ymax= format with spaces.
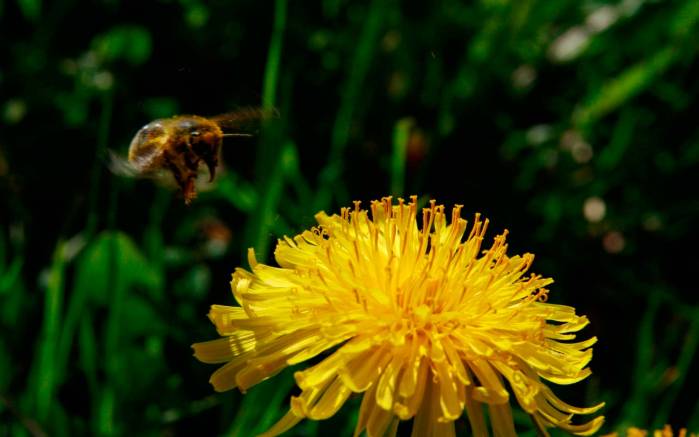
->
xmin=112 ymin=107 xmax=273 ymax=204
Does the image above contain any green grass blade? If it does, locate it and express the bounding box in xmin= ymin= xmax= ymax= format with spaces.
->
xmin=618 ymin=294 xmax=659 ymax=427
xmin=228 ymin=367 xmax=297 ymax=437
xmin=314 ymin=0 xmax=387 ymax=210
xmin=652 ymin=315 xmax=699 ymax=428
xmin=78 ymin=314 xmax=99 ymax=433
xmin=391 ymin=118 xmax=412 ymax=197
xmin=250 ymin=142 xmax=296 ymax=260
xmin=573 ymin=47 xmax=676 ymax=129
xmin=243 ymin=0 xmax=288 ymax=262
xmin=85 ymin=92 xmax=113 ymax=237
xmin=33 ymin=242 xmax=67 ymax=425
xmin=262 ymin=0 xmax=287 ymax=110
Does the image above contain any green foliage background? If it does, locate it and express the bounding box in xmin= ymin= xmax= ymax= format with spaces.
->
xmin=1 ymin=0 xmax=698 ymax=435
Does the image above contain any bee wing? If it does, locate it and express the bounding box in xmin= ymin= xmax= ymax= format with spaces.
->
xmin=210 ymin=106 xmax=279 ymax=134
xmin=108 ymin=149 xmax=216 ymax=186
xmin=107 ymin=150 xmax=142 ymax=178
xmin=108 ymin=149 xmax=183 ymax=192
xmin=107 ymin=150 xmax=167 ymax=180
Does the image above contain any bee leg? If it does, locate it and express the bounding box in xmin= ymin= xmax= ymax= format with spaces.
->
xmin=183 ymin=141 xmax=199 ymax=170
xmin=164 ymin=153 xmax=185 ymax=188
xmin=178 ymin=143 xmax=197 ymax=176
xmin=203 ymin=153 xmax=218 ymax=182
xmin=192 ymin=139 xmax=218 ymax=182
xmin=164 ymin=151 xmax=196 ymax=205
xmin=185 ymin=138 xmax=215 ymax=183
xmin=182 ymin=178 xmax=197 ymax=205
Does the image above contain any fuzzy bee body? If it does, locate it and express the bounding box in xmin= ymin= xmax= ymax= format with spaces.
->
xmin=114 ymin=108 xmax=271 ymax=204
xmin=127 ymin=115 xmax=223 ymax=204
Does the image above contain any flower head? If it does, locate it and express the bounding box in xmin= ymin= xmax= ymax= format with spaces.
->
xmin=603 ymin=425 xmax=698 ymax=437
xmin=193 ymin=196 xmax=604 ymax=436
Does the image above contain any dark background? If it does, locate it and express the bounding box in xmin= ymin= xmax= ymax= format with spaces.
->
xmin=1 ymin=0 xmax=698 ymax=435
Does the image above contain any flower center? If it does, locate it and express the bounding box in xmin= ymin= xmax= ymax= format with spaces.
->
xmin=412 ymin=304 xmax=432 ymax=328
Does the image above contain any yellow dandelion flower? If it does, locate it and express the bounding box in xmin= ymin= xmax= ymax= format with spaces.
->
xmin=602 ymin=425 xmax=698 ymax=437
xmin=193 ymin=196 xmax=604 ymax=436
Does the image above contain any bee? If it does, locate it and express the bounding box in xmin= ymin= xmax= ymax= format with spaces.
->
xmin=112 ymin=107 xmax=272 ymax=204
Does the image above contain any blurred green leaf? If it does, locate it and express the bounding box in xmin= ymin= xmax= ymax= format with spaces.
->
xmin=33 ymin=242 xmax=67 ymax=425
xmin=120 ymin=295 xmax=166 ymax=338
xmin=690 ymin=400 xmax=699 ymax=431
xmin=16 ymin=0 xmax=40 ymax=21
xmin=669 ymin=0 xmax=699 ymax=38
xmin=618 ymin=295 xmax=660 ymax=426
xmin=652 ymin=316 xmax=699 ymax=428
xmin=574 ymin=48 xmax=676 ymax=129
xmin=391 ymin=118 xmax=412 ymax=197
xmin=185 ymin=3 xmax=209 ymax=28
xmin=680 ymin=139 xmax=699 ymax=167
xmin=248 ymin=141 xmax=296 ymax=260
xmin=229 ymin=367 xmax=296 ymax=437
xmin=78 ymin=314 xmax=99 ymax=432
xmin=314 ymin=0 xmax=387 ymax=211
xmin=56 ymin=232 xmax=158 ymax=408
xmin=97 ymin=388 xmax=115 ymax=435
xmin=261 ymin=0 xmax=287 ymax=109
xmin=174 ymin=264 xmax=211 ymax=300
xmin=597 ymin=109 xmax=634 ymax=172
xmin=72 ymin=231 xmax=158 ymax=306
xmin=214 ymin=172 xmax=259 ymax=212
xmin=54 ymin=92 xmax=88 ymax=126
xmin=93 ymin=26 xmax=152 ymax=65
xmin=0 ymin=247 xmax=22 ymax=295
xmin=141 ymin=97 xmax=179 ymax=120
xmin=283 ymin=141 xmax=312 ymax=205
xmin=0 ymin=338 xmax=11 ymax=391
